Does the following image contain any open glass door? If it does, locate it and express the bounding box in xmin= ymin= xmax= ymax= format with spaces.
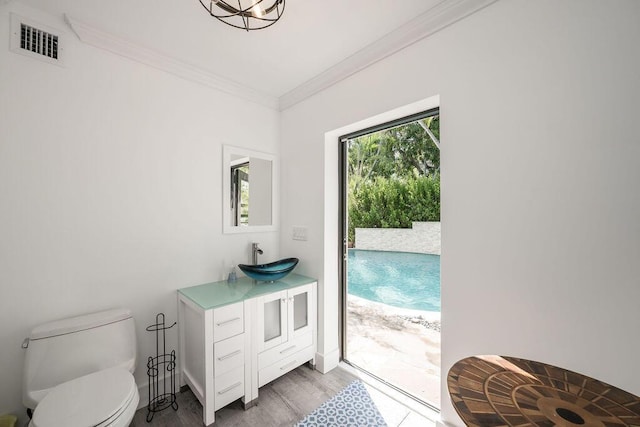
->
xmin=340 ymin=109 xmax=441 ymax=409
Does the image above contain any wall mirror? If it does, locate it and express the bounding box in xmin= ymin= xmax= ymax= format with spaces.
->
xmin=222 ymin=145 xmax=278 ymax=233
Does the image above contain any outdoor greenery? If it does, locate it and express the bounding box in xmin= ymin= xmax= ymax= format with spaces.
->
xmin=347 ymin=115 xmax=440 ymax=243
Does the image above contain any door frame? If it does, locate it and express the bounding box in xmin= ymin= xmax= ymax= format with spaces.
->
xmin=338 ymin=107 xmax=440 ymax=361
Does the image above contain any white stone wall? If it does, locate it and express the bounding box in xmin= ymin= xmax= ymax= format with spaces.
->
xmin=355 ymin=222 xmax=441 ymax=255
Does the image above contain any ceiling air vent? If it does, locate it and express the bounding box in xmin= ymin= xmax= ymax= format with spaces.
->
xmin=20 ymin=23 xmax=58 ymax=59
xmin=10 ymin=13 xmax=65 ymax=66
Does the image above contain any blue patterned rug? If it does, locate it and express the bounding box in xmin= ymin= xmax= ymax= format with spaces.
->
xmin=295 ymin=380 xmax=388 ymax=427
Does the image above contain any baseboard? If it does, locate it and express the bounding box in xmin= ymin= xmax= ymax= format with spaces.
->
xmin=315 ymin=348 xmax=340 ymax=373
xmin=136 ymin=381 xmax=147 ymax=410
xmin=10 ymin=408 xmax=29 ymax=427
xmin=437 ymin=417 xmax=462 ymax=427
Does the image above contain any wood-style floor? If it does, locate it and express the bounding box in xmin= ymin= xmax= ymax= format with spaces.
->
xmin=131 ymin=365 xmax=435 ymax=427
xmin=131 ymin=365 xmax=357 ymax=427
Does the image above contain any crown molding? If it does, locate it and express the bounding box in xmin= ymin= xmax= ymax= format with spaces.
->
xmin=278 ymin=0 xmax=499 ymax=111
xmin=63 ymin=0 xmax=497 ymax=112
xmin=64 ymin=14 xmax=279 ymax=110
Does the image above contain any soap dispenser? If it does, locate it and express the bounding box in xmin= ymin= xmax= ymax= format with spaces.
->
xmin=227 ymin=266 xmax=237 ymax=283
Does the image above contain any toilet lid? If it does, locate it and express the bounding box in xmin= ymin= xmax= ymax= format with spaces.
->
xmin=32 ymin=367 xmax=136 ymax=427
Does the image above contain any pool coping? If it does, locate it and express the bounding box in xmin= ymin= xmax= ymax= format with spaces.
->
xmin=348 ymin=294 xmax=441 ymax=322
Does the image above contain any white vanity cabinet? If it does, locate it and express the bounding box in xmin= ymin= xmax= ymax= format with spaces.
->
xmin=177 ymin=298 xmax=251 ymax=426
xmin=252 ymin=283 xmax=316 ymax=389
xmin=178 ymin=274 xmax=317 ymax=427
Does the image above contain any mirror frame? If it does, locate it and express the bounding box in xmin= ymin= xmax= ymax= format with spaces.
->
xmin=222 ymin=145 xmax=278 ymax=234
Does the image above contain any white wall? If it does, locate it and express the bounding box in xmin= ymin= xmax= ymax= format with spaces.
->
xmin=279 ymin=1 xmax=640 ymax=425
xmin=0 ymin=2 xmax=280 ymax=421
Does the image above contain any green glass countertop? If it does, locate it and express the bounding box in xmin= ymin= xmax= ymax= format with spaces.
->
xmin=178 ymin=273 xmax=316 ymax=310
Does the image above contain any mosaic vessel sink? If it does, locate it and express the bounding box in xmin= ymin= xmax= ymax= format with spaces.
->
xmin=238 ymin=258 xmax=299 ymax=282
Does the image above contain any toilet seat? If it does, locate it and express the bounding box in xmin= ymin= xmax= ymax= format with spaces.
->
xmin=31 ymin=367 xmax=139 ymax=427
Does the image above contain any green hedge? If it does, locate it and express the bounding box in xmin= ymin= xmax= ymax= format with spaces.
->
xmin=348 ymin=176 xmax=440 ymax=243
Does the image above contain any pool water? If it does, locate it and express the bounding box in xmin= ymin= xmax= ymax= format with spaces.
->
xmin=348 ymin=249 xmax=440 ymax=312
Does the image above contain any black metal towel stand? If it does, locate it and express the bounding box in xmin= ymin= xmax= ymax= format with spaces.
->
xmin=146 ymin=313 xmax=178 ymax=422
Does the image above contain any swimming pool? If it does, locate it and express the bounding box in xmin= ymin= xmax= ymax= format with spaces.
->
xmin=347 ymin=249 xmax=440 ymax=312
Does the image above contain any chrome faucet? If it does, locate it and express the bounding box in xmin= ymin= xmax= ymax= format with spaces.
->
xmin=252 ymin=242 xmax=263 ymax=265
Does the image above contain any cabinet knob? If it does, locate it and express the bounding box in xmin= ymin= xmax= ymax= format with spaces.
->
xmin=281 ymin=298 xmax=286 ymax=302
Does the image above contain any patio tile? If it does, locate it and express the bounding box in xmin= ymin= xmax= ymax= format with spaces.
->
xmin=346 ymin=296 xmax=441 ymax=407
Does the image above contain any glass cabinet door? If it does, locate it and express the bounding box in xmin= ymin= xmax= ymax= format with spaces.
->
xmin=264 ymin=299 xmax=282 ymax=342
xmin=293 ymin=293 xmax=308 ymax=331
xmin=258 ymin=290 xmax=287 ymax=351
xmin=289 ymin=284 xmax=313 ymax=339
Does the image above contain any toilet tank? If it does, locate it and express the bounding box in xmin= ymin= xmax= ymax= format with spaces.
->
xmin=22 ymin=308 xmax=137 ymax=409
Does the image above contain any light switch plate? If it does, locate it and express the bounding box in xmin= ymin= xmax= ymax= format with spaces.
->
xmin=292 ymin=226 xmax=308 ymax=241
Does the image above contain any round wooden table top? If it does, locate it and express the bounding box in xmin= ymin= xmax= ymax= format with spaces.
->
xmin=447 ymin=355 xmax=640 ymax=426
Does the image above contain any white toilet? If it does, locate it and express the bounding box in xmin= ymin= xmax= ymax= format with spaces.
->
xmin=22 ymin=308 xmax=139 ymax=427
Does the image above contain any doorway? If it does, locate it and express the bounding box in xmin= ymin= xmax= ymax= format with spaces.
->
xmin=339 ymin=108 xmax=441 ymax=408
xmin=231 ymin=161 xmax=249 ymax=226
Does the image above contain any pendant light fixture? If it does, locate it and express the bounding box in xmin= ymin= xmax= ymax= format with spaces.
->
xmin=200 ymin=0 xmax=286 ymax=31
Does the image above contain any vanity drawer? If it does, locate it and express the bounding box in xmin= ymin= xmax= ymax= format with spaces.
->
xmin=213 ymin=302 xmax=244 ymax=342
xmin=258 ymin=332 xmax=312 ymax=370
xmin=214 ymin=365 xmax=244 ymax=411
xmin=214 ymin=333 xmax=245 ymax=375
xmin=258 ymin=345 xmax=315 ymax=388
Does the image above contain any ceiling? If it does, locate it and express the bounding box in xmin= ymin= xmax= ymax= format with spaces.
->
xmin=16 ymin=0 xmax=490 ymax=107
